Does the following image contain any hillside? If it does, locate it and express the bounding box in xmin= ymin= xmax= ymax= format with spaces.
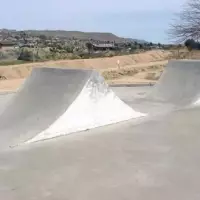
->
xmin=26 ymin=30 xmax=122 ymax=41
xmin=0 ymin=29 xmax=146 ymax=42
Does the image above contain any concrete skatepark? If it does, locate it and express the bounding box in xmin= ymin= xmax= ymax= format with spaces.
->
xmin=0 ymin=60 xmax=200 ymax=199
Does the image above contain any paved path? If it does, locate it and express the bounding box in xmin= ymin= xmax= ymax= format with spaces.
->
xmin=0 ymin=105 xmax=200 ymax=200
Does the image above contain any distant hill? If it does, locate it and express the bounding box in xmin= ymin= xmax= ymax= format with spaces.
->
xmin=0 ymin=29 xmax=147 ymax=43
xmin=26 ymin=30 xmax=121 ymax=41
xmin=125 ymin=38 xmax=147 ymax=44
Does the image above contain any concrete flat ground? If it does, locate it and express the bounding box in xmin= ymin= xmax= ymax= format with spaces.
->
xmin=0 ymin=86 xmax=200 ymax=200
xmin=0 ymin=92 xmax=15 ymax=115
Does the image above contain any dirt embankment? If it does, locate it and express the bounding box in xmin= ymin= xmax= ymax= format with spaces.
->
xmin=0 ymin=50 xmax=171 ymax=91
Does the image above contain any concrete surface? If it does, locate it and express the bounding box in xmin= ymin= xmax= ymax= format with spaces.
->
xmin=112 ymin=86 xmax=176 ymax=118
xmin=0 ymin=68 xmax=93 ymax=149
xmin=114 ymin=60 xmax=200 ymax=115
xmin=148 ymin=60 xmax=200 ymax=106
xmin=0 ymin=105 xmax=200 ymax=200
xmin=0 ymin=68 xmax=144 ymax=149
xmin=1 ymin=60 xmax=200 ymax=199
xmin=26 ymin=69 xmax=144 ymax=143
xmin=0 ymin=92 xmax=15 ymax=115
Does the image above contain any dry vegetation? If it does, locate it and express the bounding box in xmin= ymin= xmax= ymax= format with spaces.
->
xmin=102 ymin=68 xmax=139 ymax=80
xmin=145 ymin=72 xmax=162 ymax=80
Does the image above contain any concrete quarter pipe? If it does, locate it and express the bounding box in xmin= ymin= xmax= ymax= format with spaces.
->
xmin=0 ymin=67 xmax=145 ymax=148
xmin=147 ymin=60 xmax=200 ymax=106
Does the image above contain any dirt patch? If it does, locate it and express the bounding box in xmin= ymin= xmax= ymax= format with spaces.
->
xmin=103 ymin=62 xmax=165 ymax=81
xmin=107 ymin=76 xmax=157 ymax=85
xmin=0 ymin=79 xmax=24 ymax=92
xmin=102 ymin=68 xmax=139 ymax=80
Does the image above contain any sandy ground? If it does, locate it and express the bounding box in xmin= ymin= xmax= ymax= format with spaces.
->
xmin=0 ymin=50 xmax=171 ymax=91
xmin=0 ymin=79 xmax=25 ymax=92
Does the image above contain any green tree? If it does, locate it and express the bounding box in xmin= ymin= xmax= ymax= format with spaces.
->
xmin=14 ymin=35 xmax=20 ymax=40
xmin=64 ymin=46 xmax=74 ymax=53
xmin=184 ymin=39 xmax=200 ymax=51
xmin=20 ymin=31 xmax=28 ymax=44
xmin=39 ymin=34 xmax=47 ymax=40
xmin=85 ymin=42 xmax=93 ymax=54
xmin=139 ymin=44 xmax=143 ymax=49
xmin=18 ymin=48 xmax=33 ymax=61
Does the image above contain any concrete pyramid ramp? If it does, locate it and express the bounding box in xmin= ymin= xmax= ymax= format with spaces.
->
xmin=0 ymin=67 xmax=145 ymax=147
xmin=147 ymin=60 xmax=200 ymax=106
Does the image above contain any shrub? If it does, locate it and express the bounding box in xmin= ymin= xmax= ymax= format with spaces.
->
xmin=18 ymin=48 xmax=33 ymax=61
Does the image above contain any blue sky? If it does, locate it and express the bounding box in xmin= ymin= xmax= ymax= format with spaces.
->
xmin=1 ymin=0 xmax=186 ymax=43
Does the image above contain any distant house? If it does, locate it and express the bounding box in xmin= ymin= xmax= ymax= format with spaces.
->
xmin=0 ymin=40 xmax=17 ymax=49
xmin=91 ymin=43 xmax=119 ymax=51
